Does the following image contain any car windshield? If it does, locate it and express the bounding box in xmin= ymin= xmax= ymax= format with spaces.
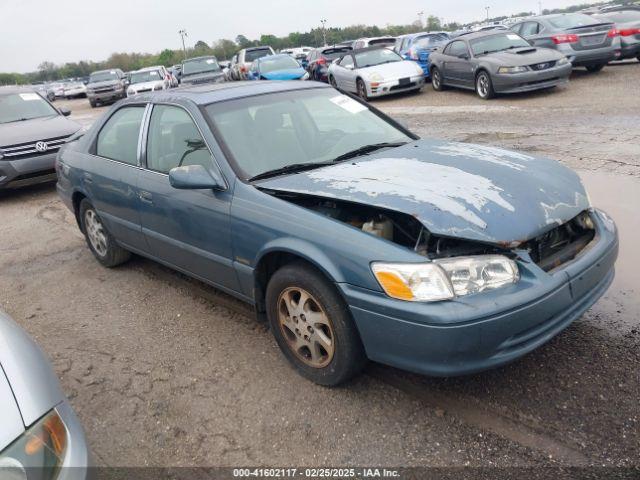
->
xmin=205 ymin=88 xmax=412 ymax=180
xmin=470 ymin=33 xmax=531 ymax=55
xmin=245 ymin=49 xmax=272 ymax=62
xmin=89 ymin=71 xmax=119 ymax=83
xmin=354 ymin=48 xmax=402 ymax=68
xmin=0 ymin=93 xmax=58 ymax=124
xmin=260 ymin=56 xmax=300 ymax=73
xmin=182 ymin=57 xmax=221 ymax=75
xmin=131 ymin=70 xmax=163 ymax=84
xmin=548 ymin=13 xmax=602 ymax=29
xmin=414 ymin=34 xmax=449 ymax=49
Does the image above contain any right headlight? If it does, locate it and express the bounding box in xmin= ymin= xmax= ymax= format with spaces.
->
xmin=372 ymin=255 xmax=519 ymax=302
xmin=0 ymin=409 xmax=68 ymax=480
xmin=497 ymin=66 xmax=528 ymax=74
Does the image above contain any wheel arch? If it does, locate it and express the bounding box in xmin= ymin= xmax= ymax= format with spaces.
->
xmin=71 ymin=190 xmax=88 ymax=230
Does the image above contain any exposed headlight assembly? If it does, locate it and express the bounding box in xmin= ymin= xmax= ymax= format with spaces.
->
xmin=369 ymin=72 xmax=383 ymax=81
xmin=497 ymin=66 xmax=528 ymax=74
xmin=372 ymin=255 xmax=519 ymax=302
xmin=0 ymin=410 xmax=68 ymax=480
xmin=557 ymin=57 xmax=570 ymax=65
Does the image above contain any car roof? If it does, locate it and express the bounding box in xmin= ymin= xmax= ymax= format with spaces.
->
xmin=125 ymin=80 xmax=331 ymax=106
xmin=183 ymin=55 xmax=217 ymax=62
xmin=134 ymin=66 xmax=164 ymax=72
xmin=0 ymin=86 xmax=36 ymax=96
xmin=449 ymin=29 xmax=511 ymax=41
xmin=351 ymin=45 xmax=396 ymax=53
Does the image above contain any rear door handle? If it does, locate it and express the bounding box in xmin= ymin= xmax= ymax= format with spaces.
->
xmin=139 ymin=190 xmax=153 ymax=204
xmin=83 ymin=172 xmax=93 ymax=183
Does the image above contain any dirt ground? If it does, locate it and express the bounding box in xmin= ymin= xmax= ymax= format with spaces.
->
xmin=1 ymin=62 xmax=638 ymax=469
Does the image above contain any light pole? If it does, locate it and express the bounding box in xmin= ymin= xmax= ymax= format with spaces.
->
xmin=485 ymin=6 xmax=490 ymax=22
xmin=320 ymin=19 xmax=327 ymax=46
xmin=178 ymin=29 xmax=188 ymax=60
xmin=417 ymin=11 xmax=424 ymax=27
xmin=538 ymin=1 xmax=542 ymax=15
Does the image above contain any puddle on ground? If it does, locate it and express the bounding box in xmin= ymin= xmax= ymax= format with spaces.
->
xmin=579 ymin=171 xmax=639 ymax=334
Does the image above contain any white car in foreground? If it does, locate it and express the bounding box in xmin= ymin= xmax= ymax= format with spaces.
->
xmin=127 ymin=66 xmax=171 ymax=97
xmin=328 ymin=47 xmax=425 ymax=100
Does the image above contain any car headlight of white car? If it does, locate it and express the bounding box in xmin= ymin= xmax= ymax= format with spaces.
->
xmin=0 ymin=410 xmax=68 ymax=480
xmin=557 ymin=57 xmax=570 ymax=65
xmin=153 ymin=83 xmax=164 ymax=91
xmin=372 ymin=255 xmax=519 ymax=302
xmin=127 ymin=88 xmax=135 ymax=96
xmin=300 ymin=71 xmax=310 ymax=80
xmin=497 ymin=66 xmax=529 ymax=74
xmin=368 ymin=72 xmax=383 ymax=82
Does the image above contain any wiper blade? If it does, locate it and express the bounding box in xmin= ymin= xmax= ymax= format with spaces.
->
xmin=330 ymin=142 xmax=407 ymax=163
xmin=248 ymin=161 xmax=332 ymax=182
xmin=0 ymin=118 xmax=30 ymax=124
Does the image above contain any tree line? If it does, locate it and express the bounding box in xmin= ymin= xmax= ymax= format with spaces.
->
xmin=0 ymin=0 xmax=632 ymax=86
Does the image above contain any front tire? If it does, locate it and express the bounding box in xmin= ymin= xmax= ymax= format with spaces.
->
xmin=431 ymin=67 xmax=445 ymax=91
xmin=79 ymin=199 xmax=131 ymax=267
xmin=356 ymin=78 xmax=368 ymax=101
xmin=329 ymin=75 xmax=338 ymax=88
xmin=476 ymin=71 xmax=495 ymax=99
xmin=89 ymin=99 xmax=97 ymax=108
xmin=266 ymin=262 xmax=367 ymax=386
xmin=586 ymin=64 xmax=605 ymax=73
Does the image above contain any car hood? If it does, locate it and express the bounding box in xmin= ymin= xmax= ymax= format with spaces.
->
xmin=0 ymin=311 xmax=65 ymax=431
xmin=359 ymin=61 xmax=421 ymax=78
xmin=181 ymin=71 xmax=225 ymax=84
xmin=0 ymin=115 xmax=81 ymax=147
xmin=262 ymin=68 xmax=306 ymax=80
xmin=482 ymin=47 xmax=564 ymax=65
xmin=256 ymin=139 xmax=589 ymax=246
xmin=129 ymin=80 xmax=163 ymax=91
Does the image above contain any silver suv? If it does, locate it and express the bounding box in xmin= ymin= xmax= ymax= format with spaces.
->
xmin=511 ymin=13 xmax=622 ymax=71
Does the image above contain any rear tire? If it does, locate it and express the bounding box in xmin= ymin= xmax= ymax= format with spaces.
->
xmin=585 ymin=64 xmax=605 ymax=73
xmin=476 ymin=70 xmax=495 ymax=99
xmin=356 ymin=78 xmax=368 ymax=101
xmin=89 ymin=99 xmax=97 ymax=108
xmin=79 ymin=199 xmax=131 ymax=268
xmin=266 ymin=262 xmax=367 ymax=386
xmin=431 ymin=67 xmax=445 ymax=91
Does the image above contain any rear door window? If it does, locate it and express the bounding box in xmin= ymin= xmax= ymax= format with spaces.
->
xmin=96 ymin=106 xmax=145 ymax=165
xmin=520 ymin=22 xmax=540 ymax=36
xmin=146 ymin=105 xmax=211 ymax=174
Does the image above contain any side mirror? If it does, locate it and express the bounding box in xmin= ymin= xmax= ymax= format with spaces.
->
xmin=169 ymin=164 xmax=225 ymax=190
xmin=458 ymin=53 xmax=470 ymax=60
xmin=59 ymin=107 xmax=71 ymax=117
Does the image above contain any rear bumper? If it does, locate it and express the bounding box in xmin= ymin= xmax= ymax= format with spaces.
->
xmin=0 ymin=152 xmax=58 ymax=189
xmin=340 ymin=211 xmax=618 ymax=377
xmin=564 ymin=47 xmax=619 ymax=66
xmin=492 ymin=63 xmax=572 ymax=93
xmin=87 ymin=90 xmax=124 ymax=103
xmin=618 ymin=42 xmax=640 ymax=59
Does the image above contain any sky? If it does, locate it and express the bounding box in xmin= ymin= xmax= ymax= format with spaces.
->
xmin=1 ymin=0 xmax=583 ymax=73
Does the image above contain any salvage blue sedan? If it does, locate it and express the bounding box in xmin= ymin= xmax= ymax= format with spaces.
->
xmin=56 ymin=81 xmax=618 ymax=386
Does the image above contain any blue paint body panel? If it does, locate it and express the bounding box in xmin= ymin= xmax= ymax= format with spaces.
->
xmin=55 ymin=82 xmax=618 ymax=378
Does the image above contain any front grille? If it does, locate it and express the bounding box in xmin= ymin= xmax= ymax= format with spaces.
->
xmin=93 ymin=86 xmax=115 ymax=93
xmin=390 ymin=81 xmax=417 ymax=91
xmin=0 ymin=135 xmax=71 ymax=160
xmin=521 ymin=211 xmax=595 ymax=272
xmin=530 ymin=60 xmax=557 ymax=71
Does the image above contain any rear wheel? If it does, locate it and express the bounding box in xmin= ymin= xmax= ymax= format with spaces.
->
xmin=585 ymin=64 xmax=605 ymax=73
xmin=476 ymin=71 xmax=495 ymax=99
xmin=89 ymin=99 xmax=97 ymax=108
xmin=79 ymin=199 xmax=131 ymax=267
xmin=431 ymin=67 xmax=445 ymax=91
xmin=266 ymin=262 xmax=367 ymax=386
xmin=356 ymin=78 xmax=368 ymax=101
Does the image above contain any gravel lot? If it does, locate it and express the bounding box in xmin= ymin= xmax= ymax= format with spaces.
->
xmin=1 ymin=62 xmax=638 ymax=469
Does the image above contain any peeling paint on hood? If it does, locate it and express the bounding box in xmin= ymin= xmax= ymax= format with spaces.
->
xmin=256 ymin=139 xmax=590 ymax=245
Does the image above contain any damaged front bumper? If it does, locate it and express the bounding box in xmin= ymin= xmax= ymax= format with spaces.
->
xmin=339 ymin=211 xmax=618 ymax=377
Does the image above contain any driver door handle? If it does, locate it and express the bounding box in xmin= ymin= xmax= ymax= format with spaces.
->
xmin=139 ymin=190 xmax=153 ymax=204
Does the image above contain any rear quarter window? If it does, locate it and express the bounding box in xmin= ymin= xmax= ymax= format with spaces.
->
xmin=96 ymin=106 xmax=145 ymax=165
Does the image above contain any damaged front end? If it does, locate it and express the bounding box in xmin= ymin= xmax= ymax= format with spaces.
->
xmin=261 ymin=189 xmax=597 ymax=302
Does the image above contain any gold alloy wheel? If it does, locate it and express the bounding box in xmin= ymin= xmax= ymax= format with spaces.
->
xmin=277 ymin=287 xmax=335 ymax=368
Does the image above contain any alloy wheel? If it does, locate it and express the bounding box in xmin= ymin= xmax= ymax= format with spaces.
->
xmin=432 ymin=69 xmax=441 ymax=89
xmin=277 ymin=287 xmax=335 ymax=368
xmin=84 ymin=209 xmax=108 ymax=257
xmin=477 ymin=73 xmax=490 ymax=98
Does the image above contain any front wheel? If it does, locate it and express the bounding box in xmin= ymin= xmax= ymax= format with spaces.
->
xmin=476 ymin=71 xmax=495 ymax=99
xmin=79 ymin=199 xmax=131 ymax=267
xmin=329 ymin=75 xmax=338 ymax=88
xmin=431 ymin=67 xmax=445 ymax=91
xmin=586 ymin=64 xmax=605 ymax=73
xmin=356 ymin=78 xmax=368 ymax=101
xmin=266 ymin=262 xmax=367 ymax=386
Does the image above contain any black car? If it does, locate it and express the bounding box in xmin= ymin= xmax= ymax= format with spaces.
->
xmin=0 ymin=87 xmax=81 ymax=189
xmin=306 ymin=46 xmax=353 ymax=82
